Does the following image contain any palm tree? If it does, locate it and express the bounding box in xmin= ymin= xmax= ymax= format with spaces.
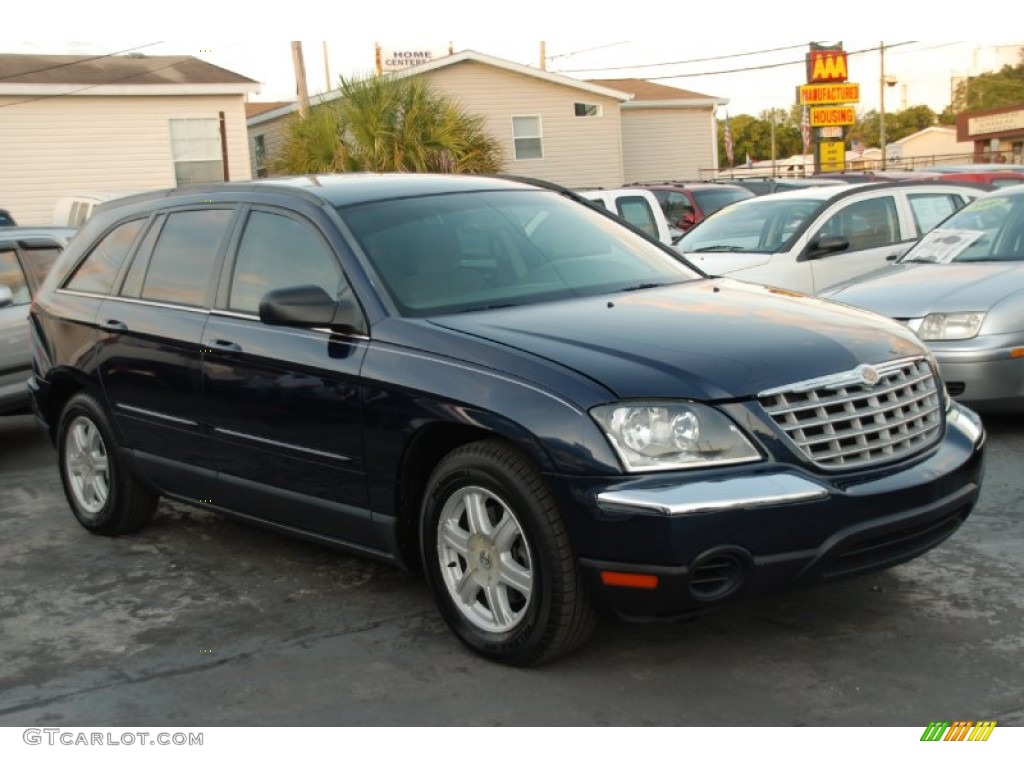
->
xmin=274 ymin=74 xmax=504 ymax=175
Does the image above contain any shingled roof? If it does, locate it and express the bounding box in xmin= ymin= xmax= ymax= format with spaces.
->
xmin=587 ymin=78 xmax=725 ymax=105
xmin=0 ymin=53 xmax=259 ymax=93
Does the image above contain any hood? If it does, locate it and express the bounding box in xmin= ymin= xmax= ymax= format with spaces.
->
xmin=429 ymin=279 xmax=924 ymax=401
xmin=826 ymin=262 xmax=1024 ymax=317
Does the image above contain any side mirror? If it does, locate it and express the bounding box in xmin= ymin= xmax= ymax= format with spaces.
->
xmin=807 ymin=235 xmax=850 ymax=259
xmin=259 ymin=285 xmax=366 ymax=335
xmin=0 ymin=284 xmax=12 ymax=309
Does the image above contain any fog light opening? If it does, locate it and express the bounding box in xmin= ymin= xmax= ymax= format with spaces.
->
xmin=688 ymin=548 xmax=750 ymax=601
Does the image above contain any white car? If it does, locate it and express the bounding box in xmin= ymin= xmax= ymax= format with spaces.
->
xmin=578 ymin=188 xmax=676 ymax=246
xmin=677 ymin=182 xmax=986 ymax=294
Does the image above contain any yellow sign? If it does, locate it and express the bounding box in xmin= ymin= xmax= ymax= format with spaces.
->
xmin=810 ymin=106 xmax=856 ymax=127
xmin=800 ymin=83 xmax=860 ymax=105
xmin=819 ymin=140 xmax=845 ymax=172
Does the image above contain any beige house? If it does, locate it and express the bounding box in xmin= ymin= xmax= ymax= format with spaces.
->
xmin=0 ymin=54 xmax=260 ymax=225
xmin=247 ymin=51 xmax=726 ymax=188
xmin=588 ymin=79 xmax=727 ymax=182
xmin=886 ymin=126 xmax=975 ymax=168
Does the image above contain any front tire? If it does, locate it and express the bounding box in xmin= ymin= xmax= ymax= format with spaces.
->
xmin=57 ymin=393 xmax=158 ymax=535
xmin=420 ymin=440 xmax=597 ymax=665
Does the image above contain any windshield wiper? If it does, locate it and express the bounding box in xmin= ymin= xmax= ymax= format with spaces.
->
xmin=619 ymin=282 xmax=668 ymax=292
xmin=693 ymin=245 xmax=748 ymax=252
xmin=456 ymin=302 xmax=521 ymax=313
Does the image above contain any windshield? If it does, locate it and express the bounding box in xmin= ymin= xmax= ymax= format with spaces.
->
xmin=678 ymin=197 xmax=824 ymax=254
xmin=900 ymin=194 xmax=1024 ymax=264
xmin=691 ymin=187 xmax=753 ymax=216
xmin=338 ymin=189 xmax=701 ymax=316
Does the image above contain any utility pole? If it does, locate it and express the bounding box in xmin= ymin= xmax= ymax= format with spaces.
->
xmin=292 ymin=41 xmax=310 ymax=118
xmin=879 ymin=41 xmax=887 ymax=171
xmin=323 ymin=41 xmax=331 ymax=92
xmin=540 ymin=41 xmax=546 ymax=71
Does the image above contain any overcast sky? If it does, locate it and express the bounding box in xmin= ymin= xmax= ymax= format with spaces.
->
xmin=11 ymin=2 xmax=1023 ymax=117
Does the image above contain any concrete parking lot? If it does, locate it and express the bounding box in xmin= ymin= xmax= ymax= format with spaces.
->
xmin=1 ymin=411 xmax=1022 ymax=726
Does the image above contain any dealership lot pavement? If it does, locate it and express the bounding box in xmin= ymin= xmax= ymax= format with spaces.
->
xmin=1 ymin=412 xmax=1022 ymax=726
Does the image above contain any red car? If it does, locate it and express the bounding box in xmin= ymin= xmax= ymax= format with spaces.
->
xmin=628 ymin=182 xmax=753 ymax=232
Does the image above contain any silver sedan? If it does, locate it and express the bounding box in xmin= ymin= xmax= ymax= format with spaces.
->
xmin=823 ymin=185 xmax=1024 ymax=413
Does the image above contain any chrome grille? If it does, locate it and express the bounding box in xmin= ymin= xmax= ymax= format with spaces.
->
xmin=758 ymin=358 xmax=943 ymax=470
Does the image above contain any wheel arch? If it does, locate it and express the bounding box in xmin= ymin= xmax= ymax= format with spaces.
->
xmin=390 ymin=416 xmax=556 ymax=573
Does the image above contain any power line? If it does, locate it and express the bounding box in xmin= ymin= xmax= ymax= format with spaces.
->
xmin=555 ymin=42 xmax=814 ymax=73
xmin=555 ymin=41 xmax=918 ymax=81
xmin=0 ymin=42 xmax=166 ymax=82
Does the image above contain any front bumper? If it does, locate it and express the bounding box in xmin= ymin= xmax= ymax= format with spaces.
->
xmin=558 ymin=403 xmax=986 ymax=620
xmin=931 ymin=336 xmax=1024 ymax=412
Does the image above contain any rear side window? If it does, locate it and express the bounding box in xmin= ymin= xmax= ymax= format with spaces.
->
xmin=66 ymin=219 xmax=145 ymax=295
xmin=0 ymin=248 xmax=29 ymax=304
xmin=228 ymin=211 xmax=342 ymax=314
xmin=140 ymin=209 xmax=233 ymax=307
xmin=907 ymin=193 xmax=965 ymax=235
xmin=20 ymin=245 xmax=62 ymax=290
xmin=614 ymin=196 xmax=659 ymax=238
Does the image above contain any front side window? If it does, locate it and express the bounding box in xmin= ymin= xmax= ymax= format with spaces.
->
xmin=66 ymin=219 xmax=145 ymax=295
xmin=818 ymin=196 xmax=900 ymax=251
xmin=140 ymin=209 xmax=233 ymax=306
xmin=229 ymin=211 xmax=342 ymax=314
xmin=0 ymin=248 xmax=29 ymax=305
xmin=512 ymin=116 xmax=543 ymax=161
xmin=170 ymin=118 xmax=224 ymax=186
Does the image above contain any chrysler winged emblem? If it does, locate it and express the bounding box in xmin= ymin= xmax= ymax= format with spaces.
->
xmin=857 ymin=364 xmax=881 ymax=387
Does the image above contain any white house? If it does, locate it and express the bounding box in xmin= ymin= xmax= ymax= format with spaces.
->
xmin=0 ymin=53 xmax=261 ymax=225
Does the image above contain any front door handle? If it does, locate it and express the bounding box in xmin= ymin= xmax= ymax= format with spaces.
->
xmin=209 ymin=339 xmax=243 ymax=355
xmin=101 ymin=318 xmax=127 ymax=331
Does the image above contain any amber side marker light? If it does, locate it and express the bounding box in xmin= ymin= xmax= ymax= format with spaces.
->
xmin=1010 ymin=348 xmax=1024 ymax=359
xmin=601 ymin=571 xmax=659 ymax=589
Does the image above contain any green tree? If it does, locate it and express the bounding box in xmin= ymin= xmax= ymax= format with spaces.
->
xmin=717 ymin=110 xmax=804 ymax=169
xmin=951 ymin=51 xmax=1024 ymax=113
xmin=274 ymin=74 xmax=504 ymax=175
xmin=846 ymin=105 xmax=938 ymax=148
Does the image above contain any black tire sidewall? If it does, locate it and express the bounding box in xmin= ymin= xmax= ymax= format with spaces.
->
xmin=57 ymin=394 xmax=121 ymax=532
xmin=421 ymin=450 xmax=559 ymax=663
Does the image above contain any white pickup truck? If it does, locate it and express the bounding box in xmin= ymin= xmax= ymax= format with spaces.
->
xmin=578 ymin=188 xmax=678 ymax=247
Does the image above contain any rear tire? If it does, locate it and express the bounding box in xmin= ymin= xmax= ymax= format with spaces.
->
xmin=57 ymin=393 xmax=158 ymax=535
xmin=420 ymin=440 xmax=597 ymax=666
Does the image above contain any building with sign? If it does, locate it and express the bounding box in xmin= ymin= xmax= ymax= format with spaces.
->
xmin=246 ymin=50 xmax=726 ymax=188
xmin=956 ymin=104 xmax=1024 ymax=163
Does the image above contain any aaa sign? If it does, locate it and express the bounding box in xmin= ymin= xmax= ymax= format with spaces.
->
xmin=807 ymin=50 xmax=849 ymax=83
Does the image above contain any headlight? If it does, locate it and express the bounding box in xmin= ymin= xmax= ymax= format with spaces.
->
xmin=591 ymin=402 xmax=761 ymax=472
xmin=917 ymin=312 xmax=985 ymax=340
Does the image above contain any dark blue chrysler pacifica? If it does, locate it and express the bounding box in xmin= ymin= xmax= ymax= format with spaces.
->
xmin=28 ymin=174 xmax=986 ymax=665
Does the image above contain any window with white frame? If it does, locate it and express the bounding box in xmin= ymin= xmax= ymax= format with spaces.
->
xmin=574 ymin=102 xmax=602 ymax=117
xmin=512 ymin=116 xmax=543 ymax=160
xmin=169 ymin=118 xmax=224 ymax=186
